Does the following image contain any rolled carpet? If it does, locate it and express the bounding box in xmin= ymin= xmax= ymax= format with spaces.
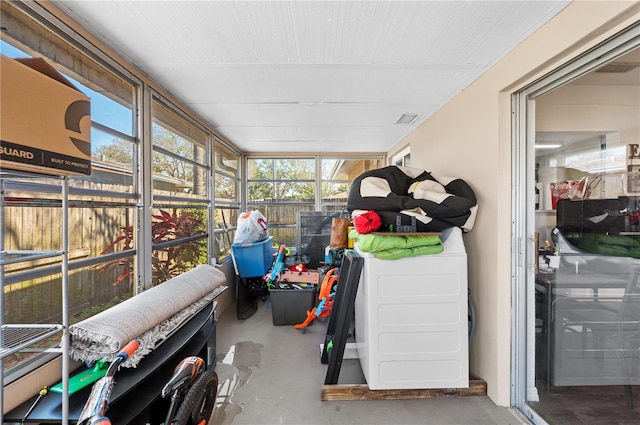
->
xmin=69 ymin=264 xmax=227 ymax=367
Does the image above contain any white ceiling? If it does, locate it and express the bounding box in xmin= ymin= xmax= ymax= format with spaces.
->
xmin=54 ymin=0 xmax=570 ymax=154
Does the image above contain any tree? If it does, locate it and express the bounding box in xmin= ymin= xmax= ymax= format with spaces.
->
xmin=214 ymin=173 xmax=237 ymax=200
xmin=94 ymin=138 xmax=133 ymax=165
xmin=152 ymin=124 xmax=197 ymax=180
xmin=94 ymin=124 xmax=203 ymax=183
xmin=247 ymin=158 xmax=315 ymax=201
xmin=96 ymin=125 xmax=209 ymax=286
xmin=98 ymin=207 xmax=207 ymax=287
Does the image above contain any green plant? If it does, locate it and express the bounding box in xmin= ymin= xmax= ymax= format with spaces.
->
xmin=99 ymin=208 xmax=207 ymax=286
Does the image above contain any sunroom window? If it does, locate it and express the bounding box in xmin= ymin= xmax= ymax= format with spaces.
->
xmin=1 ymin=1 xmax=138 ymax=379
xmin=150 ymin=98 xmax=211 ymax=286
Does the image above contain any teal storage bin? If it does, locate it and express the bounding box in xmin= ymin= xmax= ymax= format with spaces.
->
xmin=232 ymin=236 xmax=274 ymax=277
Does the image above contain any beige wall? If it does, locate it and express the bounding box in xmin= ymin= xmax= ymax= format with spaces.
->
xmin=387 ymin=0 xmax=640 ymax=406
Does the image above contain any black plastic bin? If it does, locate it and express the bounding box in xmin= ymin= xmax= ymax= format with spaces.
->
xmin=270 ymin=286 xmax=317 ymax=326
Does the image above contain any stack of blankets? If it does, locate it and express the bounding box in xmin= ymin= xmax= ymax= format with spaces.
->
xmin=349 ymin=229 xmax=443 ymax=260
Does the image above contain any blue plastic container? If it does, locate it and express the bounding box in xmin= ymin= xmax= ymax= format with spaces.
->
xmin=231 ymin=236 xmax=274 ymax=278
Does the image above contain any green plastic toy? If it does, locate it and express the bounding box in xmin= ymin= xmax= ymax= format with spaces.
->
xmin=49 ymin=359 xmax=108 ymax=395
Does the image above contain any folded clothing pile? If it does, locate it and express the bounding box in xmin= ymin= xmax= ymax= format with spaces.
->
xmin=349 ymin=229 xmax=443 ymax=260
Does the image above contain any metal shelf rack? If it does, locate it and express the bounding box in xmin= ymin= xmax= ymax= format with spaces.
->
xmin=0 ymin=171 xmax=70 ymax=424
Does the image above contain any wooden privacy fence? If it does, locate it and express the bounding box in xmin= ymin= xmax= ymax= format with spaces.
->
xmin=246 ymin=201 xmax=346 ymax=247
xmin=4 ymin=192 xmax=347 ymax=324
xmin=3 ymin=184 xmax=135 ymax=325
xmin=4 ymin=268 xmax=131 ymax=324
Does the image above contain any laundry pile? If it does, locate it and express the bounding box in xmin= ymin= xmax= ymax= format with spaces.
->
xmin=347 ymin=165 xmax=478 ymax=233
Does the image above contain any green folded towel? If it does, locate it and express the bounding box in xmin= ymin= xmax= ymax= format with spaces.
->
xmin=351 ymin=231 xmax=443 ymax=260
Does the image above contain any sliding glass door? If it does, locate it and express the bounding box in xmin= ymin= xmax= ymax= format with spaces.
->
xmin=513 ymin=24 xmax=640 ymax=425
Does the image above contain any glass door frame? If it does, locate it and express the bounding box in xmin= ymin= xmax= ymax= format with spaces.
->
xmin=511 ymin=23 xmax=640 ymax=424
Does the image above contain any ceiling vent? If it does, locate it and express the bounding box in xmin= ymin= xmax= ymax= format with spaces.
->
xmin=395 ymin=113 xmax=419 ymax=125
xmin=595 ymin=62 xmax=640 ymax=73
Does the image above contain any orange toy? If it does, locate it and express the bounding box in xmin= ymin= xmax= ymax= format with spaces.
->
xmin=294 ymin=268 xmax=340 ymax=330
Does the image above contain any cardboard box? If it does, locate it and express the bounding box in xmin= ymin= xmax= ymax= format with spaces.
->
xmin=1 ymin=55 xmax=91 ymax=175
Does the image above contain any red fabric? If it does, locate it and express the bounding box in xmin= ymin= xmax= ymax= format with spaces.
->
xmin=353 ymin=210 xmax=382 ymax=234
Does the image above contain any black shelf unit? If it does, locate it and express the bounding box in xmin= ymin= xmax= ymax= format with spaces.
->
xmin=5 ymin=301 xmax=217 ymax=424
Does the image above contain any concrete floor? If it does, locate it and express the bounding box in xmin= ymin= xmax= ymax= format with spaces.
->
xmin=212 ymin=299 xmax=525 ymax=425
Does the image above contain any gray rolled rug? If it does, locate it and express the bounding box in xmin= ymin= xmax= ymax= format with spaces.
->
xmin=69 ymin=264 xmax=227 ymax=367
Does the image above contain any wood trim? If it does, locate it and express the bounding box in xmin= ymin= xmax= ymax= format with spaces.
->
xmin=321 ymin=379 xmax=487 ymax=401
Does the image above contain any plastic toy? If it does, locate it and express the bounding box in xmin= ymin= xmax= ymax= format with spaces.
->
xmin=295 ymin=268 xmax=339 ymax=331
xmin=292 ymin=263 xmax=308 ymax=272
xmin=264 ymin=244 xmax=286 ymax=288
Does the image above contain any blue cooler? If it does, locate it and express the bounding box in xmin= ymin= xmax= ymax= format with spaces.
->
xmin=231 ymin=236 xmax=274 ymax=278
